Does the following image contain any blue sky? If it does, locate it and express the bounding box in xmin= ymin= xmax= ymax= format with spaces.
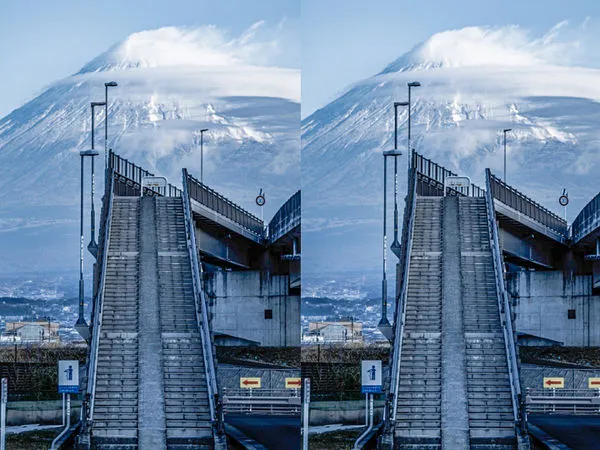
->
xmin=0 ymin=0 xmax=299 ymax=117
xmin=302 ymin=0 xmax=600 ymax=117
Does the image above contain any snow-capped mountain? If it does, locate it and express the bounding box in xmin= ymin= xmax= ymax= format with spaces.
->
xmin=0 ymin=24 xmax=300 ymax=274
xmin=302 ymin=24 xmax=600 ymax=284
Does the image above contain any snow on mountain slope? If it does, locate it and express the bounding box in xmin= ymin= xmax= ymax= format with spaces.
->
xmin=0 ymin=23 xmax=299 ymax=274
xmin=302 ymin=24 xmax=600 ymax=287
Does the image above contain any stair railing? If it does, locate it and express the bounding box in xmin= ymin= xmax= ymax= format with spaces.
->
xmin=388 ymin=165 xmax=418 ymax=427
xmin=181 ymin=168 xmax=220 ymax=432
xmin=85 ymin=168 xmax=115 ymax=425
xmin=485 ymin=169 xmax=528 ymax=435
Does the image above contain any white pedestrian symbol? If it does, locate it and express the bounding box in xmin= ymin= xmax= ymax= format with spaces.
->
xmin=65 ymin=365 xmax=73 ymax=381
xmin=368 ymin=365 xmax=377 ymax=381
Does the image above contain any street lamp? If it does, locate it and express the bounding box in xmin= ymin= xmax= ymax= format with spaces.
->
xmin=407 ymin=81 xmax=421 ymax=167
xmin=378 ymin=147 xmax=402 ymax=340
xmin=104 ymin=82 xmax=118 ymax=170
xmin=200 ymin=128 xmax=208 ymax=183
xmin=503 ymin=128 xmax=512 ymax=183
xmin=391 ymin=101 xmax=409 ymax=258
xmin=75 ymin=148 xmax=99 ymax=341
xmin=88 ymin=102 xmax=106 ymax=259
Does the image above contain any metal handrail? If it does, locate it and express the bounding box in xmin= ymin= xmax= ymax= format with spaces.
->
xmin=86 ymin=169 xmax=115 ymax=422
xmin=389 ymin=165 xmax=418 ymax=424
xmin=182 ymin=169 xmax=220 ymax=430
xmin=489 ymin=172 xmax=567 ymax=236
xmin=572 ymin=191 xmax=600 ymax=244
xmin=412 ymin=151 xmax=485 ymax=197
xmin=485 ymin=169 xmax=527 ymax=434
xmin=185 ymin=171 xmax=263 ymax=236
xmin=268 ymin=190 xmax=301 ymax=242
xmin=109 ymin=150 xmax=182 ymax=197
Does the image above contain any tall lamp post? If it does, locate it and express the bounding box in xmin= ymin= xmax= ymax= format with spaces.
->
xmin=379 ymin=133 xmax=402 ymax=339
xmin=391 ymin=101 xmax=409 ymax=258
xmin=75 ymin=148 xmax=99 ymax=341
xmin=407 ymin=81 xmax=421 ymax=168
xmin=503 ymin=128 xmax=512 ymax=183
xmin=200 ymin=128 xmax=208 ymax=183
xmin=88 ymin=102 xmax=106 ymax=259
xmin=104 ymin=82 xmax=118 ymax=170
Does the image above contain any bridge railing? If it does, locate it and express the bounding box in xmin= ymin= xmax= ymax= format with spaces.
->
xmin=109 ymin=150 xmax=182 ymax=197
xmin=268 ymin=190 xmax=301 ymax=243
xmin=488 ymin=171 xmax=567 ymax=236
xmin=485 ymin=172 xmax=528 ymax=436
xmin=86 ymin=168 xmax=115 ymax=425
xmin=572 ymin=191 xmax=600 ymax=244
xmin=222 ymin=388 xmax=301 ymax=416
xmin=182 ymin=169 xmax=221 ymax=434
xmin=526 ymin=388 xmax=600 ymax=415
xmin=184 ymin=170 xmax=264 ymax=237
xmin=412 ymin=151 xmax=485 ymax=197
xmin=389 ymin=165 xmax=418 ymax=425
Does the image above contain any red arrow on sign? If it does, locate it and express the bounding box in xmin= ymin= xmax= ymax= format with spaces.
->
xmin=287 ymin=380 xmax=301 ymax=386
xmin=590 ymin=381 xmax=600 ymax=386
xmin=242 ymin=379 xmax=259 ymax=386
xmin=545 ymin=380 xmax=562 ymax=386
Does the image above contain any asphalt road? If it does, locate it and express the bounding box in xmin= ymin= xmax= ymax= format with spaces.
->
xmin=530 ymin=415 xmax=600 ymax=449
xmin=226 ymin=415 xmax=300 ymax=450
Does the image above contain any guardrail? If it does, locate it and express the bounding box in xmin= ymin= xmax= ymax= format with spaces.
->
xmin=389 ymin=165 xmax=418 ymax=426
xmin=222 ymin=388 xmax=301 ymax=416
xmin=109 ymin=150 xmax=181 ymax=197
xmin=572 ymin=191 xmax=600 ymax=244
xmin=488 ymin=172 xmax=567 ymax=237
xmin=182 ymin=169 xmax=221 ymax=435
xmin=526 ymin=388 xmax=600 ymax=415
xmin=412 ymin=151 xmax=485 ymax=197
xmin=86 ymin=169 xmax=115 ymax=425
xmin=268 ymin=190 xmax=301 ymax=243
xmin=184 ymin=170 xmax=264 ymax=237
xmin=485 ymin=170 xmax=528 ymax=437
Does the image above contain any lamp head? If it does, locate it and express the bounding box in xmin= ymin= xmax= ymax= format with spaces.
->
xmin=80 ymin=149 xmax=100 ymax=157
xmin=394 ymin=101 xmax=409 ymax=107
xmin=383 ymin=149 xmax=403 ymax=157
xmin=200 ymin=128 xmax=209 ymax=133
xmin=503 ymin=128 xmax=512 ymax=133
xmin=91 ymin=101 xmax=106 ymax=107
xmin=408 ymin=81 xmax=421 ymax=87
xmin=105 ymin=81 xmax=118 ymax=87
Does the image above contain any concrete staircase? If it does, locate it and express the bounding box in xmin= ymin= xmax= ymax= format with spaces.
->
xmin=395 ymin=197 xmax=443 ymax=448
xmin=459 ymin=197 xmax=517 ymax=449
xmin=92 ymin=196 xmax=140 ymax=448
xmin=392 ymin=195 xmax=518 ymax=449
xmin=91 ymin=195 xmax=215 ymax=449
xmin=156 ymin=197 xmax=213 ymax=449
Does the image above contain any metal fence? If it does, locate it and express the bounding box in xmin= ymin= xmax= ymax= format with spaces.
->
xmin=488 ymin=172 xmax=568 ymax=236
xmin=183 ymin=169 xmax=264 ymax=236
xmin=572 ymin=191 xmax=600 ymax=244
xmin=222 ymin=388 xmax=301 ymax=416
xmin=412 ymin=151 xmax=485 ymax=197
xmin=268 ymin=190 xmax=301 ymax=243
xmin=109 ymin=150 xmax=181 ymax=197
xmin=526 ymin=388 xmax=600 ymax=415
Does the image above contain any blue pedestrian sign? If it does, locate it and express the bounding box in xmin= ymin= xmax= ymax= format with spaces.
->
xmin=361 ymin=360 xmax=382 ymax=394
xmin=58 ymin=360 xmax=79 ymax=394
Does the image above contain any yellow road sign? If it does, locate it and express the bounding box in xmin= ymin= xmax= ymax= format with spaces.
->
xmin=240 ymin=377 xmax=261 ymax=389
xmin=589 ymin=378 xmax=600 ymax=389
xmin=543 ymin=377 xmax=564 ymax=388
xmin=285 ymin=378 xmax=302 ymax=389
